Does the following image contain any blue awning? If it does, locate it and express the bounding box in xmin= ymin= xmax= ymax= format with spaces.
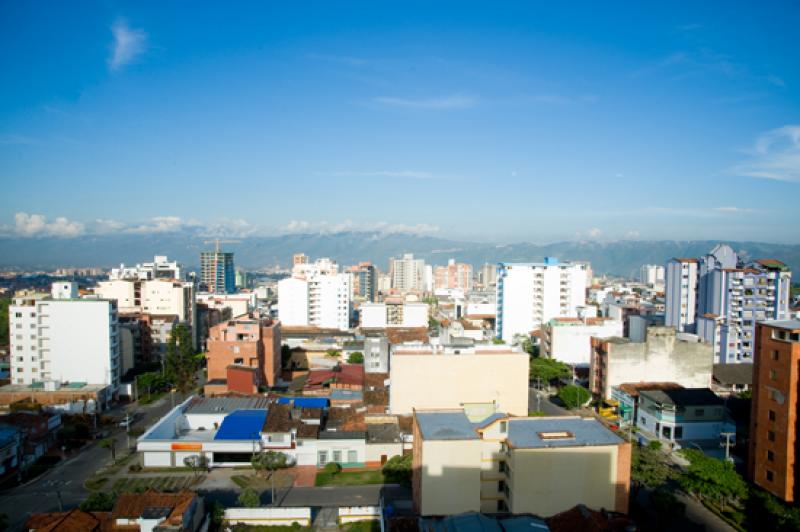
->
xmin=214 ymin=409 xmax=268 ymax=440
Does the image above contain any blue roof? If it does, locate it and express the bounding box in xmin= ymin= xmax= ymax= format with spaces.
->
xmin=507 ymin=417 xmax=623 ymax=449
xmin=416 ymin=411 xmax=478 ymax=441
xmin=276 ymin=397 xmax=329 ymax=409
xmin=214 ymin=409 xmax=267 ymax=440
xmin=471 ymin=412 xmax=506 ymax=430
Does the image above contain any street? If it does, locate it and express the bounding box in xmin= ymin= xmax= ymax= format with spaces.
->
xmin=0 ymin=392 xmax=185 ymax=531
xmin=528 ymin=386 xmax=569 ymax=416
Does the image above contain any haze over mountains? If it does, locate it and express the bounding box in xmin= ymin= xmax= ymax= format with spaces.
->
xmin=1 ymin=232 xmax=799 ymax=278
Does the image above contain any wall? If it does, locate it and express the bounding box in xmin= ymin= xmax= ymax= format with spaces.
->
xmin=389 ymin=353 xmax=529 ymax=416
xmin=545 ymin=321 xmax=623 ymax=366
xmin=419 ymin=439 xmax=482 ymax=516
xmin=225 ymin=507 xmax=312 ymax=527
xmin=278 ymin=278 xmax=309 ymax=326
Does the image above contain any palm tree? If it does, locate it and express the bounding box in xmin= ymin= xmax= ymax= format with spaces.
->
xmin=251 ymin=451 xmax=292 ymax=505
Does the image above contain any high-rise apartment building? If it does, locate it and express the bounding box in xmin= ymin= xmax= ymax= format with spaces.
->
xmin=200 ymin=250 xmax=235 ymax=294
xmin=347 ymin=262 xmax=377 ymax=302
xmin=495 ymin=258 xmax=588 ymax=343
xmin=666 ymin=244 xmax=792 ymax=363
xmin=434 ymin=259 xmax=473 ymax=292
xmin=748 ymin=320 xmax=800 ymax=502
xmin=390 ymin=253 xmax=426 ymax=292
xmin=639 ymin=264 xmax=665 ymax=286
xmin=278 ymin=258 xmax=351 ymax=330
xmin=478 ymin=263 xmax=497 ymax=289
xmin=9 ymin=282 xmax=120 ymax=391
xmin=110 ymin=255 xmax=183 ymax=281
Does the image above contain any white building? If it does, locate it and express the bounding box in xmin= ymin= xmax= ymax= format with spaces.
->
xmin=540 ymin=317 xmax=623 ymax=366
xmin=9 ymin=282 xmax=120 ymax=390
xmin=360 ymin=302 xmax=428 ymax=328
xmin=495 ymin=258 xmax=589 ymax=343
xmin=639 ymin=264 xmax=665 ymax=286
xmin=390 ymin=254 xmax=426 ymax=292
xmin=278 ymin=258 xmax=351 ymax=330
xmin=196 ymin=292 xmax=255 ymax=319
xmin=109 ymin=255 xmax=183 ymax=281
xmin=665 ymin=258 xmax=699 ymax=332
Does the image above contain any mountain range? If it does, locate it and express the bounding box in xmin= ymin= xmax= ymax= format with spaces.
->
xmin=0 ymin=232 xmax=798 ymax=278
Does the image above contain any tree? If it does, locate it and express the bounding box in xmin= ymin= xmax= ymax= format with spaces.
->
xmin=237 ymin=487 xmax=261 ymax=508
xmin=530 ymin=357 xmax=571 ymax=385
xmin=100 ymin=437 xmax=116 ymax=461
xmin=382 ymin=454 xmax=412 ymax=486
xmin=558 ymin=384 xmax=590 ymax=409
xmin=631 ymin=445 xmax=676 ymax=490
xmin=165 ymin=324 xmax=198 ymax=394
xmin=746 ymin=486 xmax=800 ymax=532
xmin=0 ymin=298 xmax=9 ymax=347
xmin=520 ymin=337 xmax=538 ymax=356
xmin=347 ymin=351 xmax=364 ymax=364
xmin=679 ymin=449 xmax=747 ymax=511
xmin=252 ymin=451 xmax=291 ymax=505
xmin=80 ymin=492 xmax=116 ymax=511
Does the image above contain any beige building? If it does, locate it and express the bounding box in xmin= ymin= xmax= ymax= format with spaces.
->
xmin=412 ymin=409 xmax=630 ymax=517
xmin=389 ymin=344 xmax=529 ymax=416
xmin=590 ymin=326 xmax=714 ymax=399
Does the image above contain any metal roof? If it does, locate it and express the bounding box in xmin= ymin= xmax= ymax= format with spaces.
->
xmin=761 ymin=320 xmax=800 ymax=331
xmin=186 ymin=396 xmax=269 ymax=415
xmin=276 ymin=397 xmax=329 ymax=409
xmin=507 ymin=417 xmax=623 ymax=449
xmin=214 ymin=409 xmax=268 ymax=440
xmin=416 ymin=411 xmax=479 ymax=441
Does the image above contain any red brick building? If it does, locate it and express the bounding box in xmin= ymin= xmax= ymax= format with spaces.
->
xmin=749 ymin=320 xmax=800 ymax=502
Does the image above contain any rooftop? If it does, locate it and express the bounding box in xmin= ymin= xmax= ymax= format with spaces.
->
xmin=713 ymin=364 xmax=753 ymax=386
xmin=214 ymin=409 xmax=268 ymax=440
xmin=416 ymin=410 xmax=479 ymax=441
xmin=617 ymin=382 xmax=683 ymax=397
xmin=640 ymin=388 xmax=723 ymax=407
xmin=186 ymin=396 xmax=270 ymax=415
xmin=761 ymin=320 xmax=800 ymax=332
xmin=507 ymin=417 xmax=623 ymax=449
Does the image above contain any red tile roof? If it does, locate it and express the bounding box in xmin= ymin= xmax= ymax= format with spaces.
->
xmin=25 ymin=510 xmax=111 ymax=532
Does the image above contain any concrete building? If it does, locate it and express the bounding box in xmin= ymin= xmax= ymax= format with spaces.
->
xmin=389 ymin=344 xmax=529 ymax=416
xmin=9 ymin=283 xmax=120 ymax=395
xmin=478 ymin=263 xmax=497 ymax=289
xmin=360 ymin=302 xmax=428 ymax=328
xmin=109 ymin=255 xmax=183 ymax=281
xmin=204 ymin=316 xmax=281 ymax=394
xmin=278 ymin=258 xmax=351 ymax=331
xmin=390 ymin=254 xmax=426 ymax=292
xmin=666 ymin=245 xmax=791 ymax=364
xmin=362 ymin=334 xmax=390 ymax=373
xmin=748 ymin=320 xmax=800 ymax=502
xmin=200 ymin=250 xmax=236 ymax=294
xmin=495 ymin=258 xmax=589 ymax=343
xmin=196 ymin=292 xmax=255 ymax=320
xmin=639 ymin=264 xmax=665 ymax=287
xmin=540 ymin=317 xmax=623 ymax=366
xmin=434 ymin=259 xmax=473 ymax=292
xmin=412 ymin=409 xmax=630 ymax=516
xmin=590 ymin=326 xmax=713 ymax=400
xmin=348 ymin=262 xmax=377 ymax=302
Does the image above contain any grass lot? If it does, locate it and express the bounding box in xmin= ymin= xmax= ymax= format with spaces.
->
xmin=84 ymin=476 xmax=109 ymax=491
xmin=232 ymin=472 xmax=294 ymax=490
xmin=342 ymin=521 xmax=381 ymax=532
xmin=111 ymin=475 xmax=202 ymax=493
xmin=314 ymin=469 xmax=385 ymax=487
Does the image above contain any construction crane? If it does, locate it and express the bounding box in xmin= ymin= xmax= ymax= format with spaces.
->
xmin=203 ymin=239 xmax=241 ymax=252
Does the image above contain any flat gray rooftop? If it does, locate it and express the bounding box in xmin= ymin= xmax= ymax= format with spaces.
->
xmin=507 ymin=417 xmax=623 ymax=449
xmin=186 ymin=396 xmax=269 ymax=415
xmin=416 ymin=411 xmax=479 ymax=441
xmin=762 ymin=320 xmax=800 ymax=331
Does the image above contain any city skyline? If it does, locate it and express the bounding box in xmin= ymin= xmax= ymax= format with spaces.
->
xmin=1 ymin=2 xmax=799 ymax=243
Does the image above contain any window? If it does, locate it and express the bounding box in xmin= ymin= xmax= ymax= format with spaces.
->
xmin=333 ymin=450 xmax=342 ymax=463
xmin=234 ymin=358 xmax=243 ymax=365
xmin=499 ymin=421 xmax=508 ymax=434
xmin=16 ymin=346 xmax=22 ymax=351
xmin=771 ymin=350 xmax=779 ymax=361
xmin=769 ymin=370 xmax=778 ymax=380
xmin=768 ymin=431 xmax=776 ymax=442
xmin=347 ymin=450 xmax=357 ymax=463
xmin=769 ymin=410 xmax=776 ymax=421
xmin=674 ymin=426 xmax=683 ymax=439
xmin=15 ymin=312 xmax=22 ymax=318
xmin=499 ymin=461 xmax=507 ymax=473
xmin=318 ymin=451 xmax=327 ymax=465
xmin=640 ymin=416 xmax=647 ymax=425
xmin=498 ymin=480 xmax=505 ymax=493
xmin=767 ymin=470 xmax=774 ymax=482
xmin=767 ymin=450 xmax=775 ymax=462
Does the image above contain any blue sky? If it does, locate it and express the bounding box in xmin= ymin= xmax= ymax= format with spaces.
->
xmin=1 ymin=1 xmax=799 ymax=243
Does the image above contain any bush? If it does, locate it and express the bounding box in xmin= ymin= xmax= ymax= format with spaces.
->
xmin=237 ymin=487 xmax=261 ymax=508
xmin=557 ymin=384 xmax=590 ymax=409
xmin=382 ymin=454 xmax=412 ymax=486
xmin=347 ymin=351 xmax=364 ymax=364
xmin=80 ymin=491 xmax=116 ymax=511
xmin=323 ymin=462 xmax=342 ymax=475
xmin=128 ymin=463 xmax=143 ymax=472
xmin=648 ymin=440 xmax=663 ymax=451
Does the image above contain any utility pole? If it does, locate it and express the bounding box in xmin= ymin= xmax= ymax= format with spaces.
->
xmin=125 ymin=413 xmax=130 ymax=450
xmin=720 ymin=432 xmax=736 ymax=462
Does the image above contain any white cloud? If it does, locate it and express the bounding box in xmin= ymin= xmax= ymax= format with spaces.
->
xmin=713 ymin=206 xmax=755 ymax=214
xmin=374 ymin=94 xmax=476 ymax=110
xmin=127 ymin=216 xmax=186 ymax=234
xmin=624 ymin=230 xmax=641 ymax=239
xmin=280 ymin=220 xmax=439 ymax=236
xmin=588 ymin=228 xmax=602 ymax=238
xmin=109 ymin=19 xmax=147 ymax=70
xmin=14 ymin=212 xmax=85 ymax=237
xmin=92 ymin=218 xmax=127 ymax=233
xmin=733 ymin=125 xmax=800 ymax=182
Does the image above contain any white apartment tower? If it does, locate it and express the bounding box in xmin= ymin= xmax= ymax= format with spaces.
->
xmin=278 ymin=258 xmax=351 ymax=330
xmin=639 ymin=264 xmax=665 ymax=286
xmin=390 ymin=253 xmax=426 ymax=292
xmin=495 ymin=258 xmax=588 ymax=343
xmin=664 ymin=258 xmax=699 ymax=332
xmin=9 ymin=282 xmax=120 ymax=390
xmin=110 ymin=255 xmax=183 ymax=281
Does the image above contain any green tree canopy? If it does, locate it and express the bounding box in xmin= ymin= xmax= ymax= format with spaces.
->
xmin=0 ymin=298 xmax=9 ymax=347
xmin=631 ymin=445 xmax=676 ymax=489
xmin=530 ymin=357 xmax=571 ymax=383
xmin=165 ymin=324 xmax=198 ymax=394
xmin=252 ymin=451 xmax=290 ymax=476
xmin=558 ymin=384 xmax=590 ymax=409
xmin=80 ymin=492 xmax=116 ymax=512
xmin=382 ymin=454 xmax=412 ymax=486
xmin=99 ymin=437 xmax=116 ymax=460
xmin=237 ymin=487 xmax=261 ymax=507
xmin=679 ymin=449 xmax=747 ymax=510
xmin=347 ymin=351 xmax=364 ymax=364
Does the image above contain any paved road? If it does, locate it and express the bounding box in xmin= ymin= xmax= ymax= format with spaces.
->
xmin=0 ymin=392 xmax=185 ymax=531
xmin=528 ymin=387 xmax=569 ymax=416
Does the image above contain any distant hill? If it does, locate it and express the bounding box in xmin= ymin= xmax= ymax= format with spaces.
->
xmin=0 ymin=231 xmax=798 ymax=277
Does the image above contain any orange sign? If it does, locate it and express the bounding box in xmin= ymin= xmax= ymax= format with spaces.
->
xmin=171 ymin=443 xmax=202 ymax=451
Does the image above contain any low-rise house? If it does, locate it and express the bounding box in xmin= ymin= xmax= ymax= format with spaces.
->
xmin=610 ymin=382 xmax=683 ymax=428
xmin=0 ymin=411 xmax=61 ymax=469
xmin=712 ymin=363 xmax=753 ymax=397
xmin=636 ymin=388 xmax=735 ymax=448
xmin=111 ymin=490 xmax=204 ymax=531
xmin=412 ymin=408 xmax=630 ymax=517
xmin=26 ymin=509 xmax=111 ymax=531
